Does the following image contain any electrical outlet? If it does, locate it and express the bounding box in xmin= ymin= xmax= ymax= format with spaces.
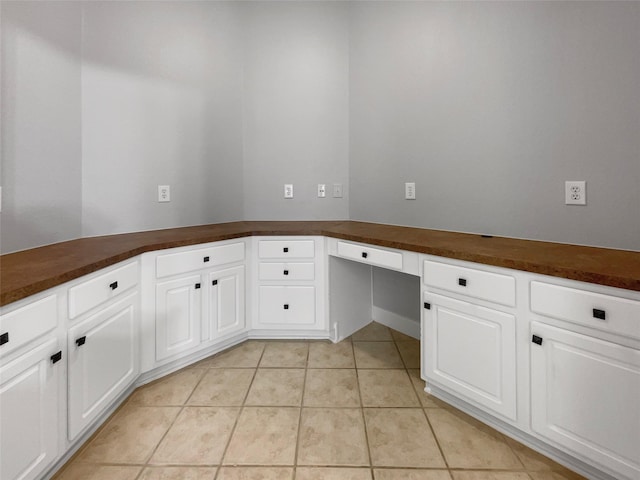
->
xmin=284 ymin=184 xmax=294 ymax=199
xmin=318 ymin=184 xmax=326 ymax=198
xmin=565 ymin=181 xmax=586 ymax=205
xmin=158 ymin=185 xmax=170 ymax=202
xmin=405 ymin=182 xmax=416 ymax=200
xmin=333 ymin=183 xmax=343 ymax=198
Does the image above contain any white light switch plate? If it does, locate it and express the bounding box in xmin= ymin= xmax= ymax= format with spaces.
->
xmin=333 ymin=183 xmax=343 ymax=198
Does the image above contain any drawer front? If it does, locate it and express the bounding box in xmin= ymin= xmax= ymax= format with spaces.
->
xmin=259 ymin=262 xmax=315 ymax=281
xmin=258 ymin=240 xmax=315 ymax=259
xmin=531 ymin=281 xmax=640 ymax=340
xmin=423 ymin=260 xmax=516 ymax=307
xmin=156 ymin=242 xmax=245 ymax=278
xmin=337 ymin=241 xmax=403 ymax=270
xmin=0 ymin=295 xmax=58 ymax=357
xmin=69 ymin=261 xmax=139 ymax=319
xmin=258 ymin=286 xmax=316 ymax=326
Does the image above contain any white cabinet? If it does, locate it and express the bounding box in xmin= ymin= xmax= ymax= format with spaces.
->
xmin=151 ymin=241 xmax=247 ymax=364
xmin=156 ymin=274 xmax=202 ymax=361
xmin=253 ymin=237 xmax=326 ymax=334
xmin=422 ymin=293 xmax=517 ymax=420
xmin=67 ymin=292 xmax=138 ymax=440
xmin=204 ymin=266 xmax=245 ymax=341
xmin=530 ymin=321 xmax=640 ymax=480
xmin=421 ymin=257 xmax=518 ymax=421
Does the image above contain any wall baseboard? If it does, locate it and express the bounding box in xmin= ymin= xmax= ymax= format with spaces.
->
xmin=372 ymin=306 xmax=419 ymax=339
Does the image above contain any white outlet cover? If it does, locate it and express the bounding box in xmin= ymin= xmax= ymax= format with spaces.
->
xmin=284 ymin=184 xmax=294 ymax=199
xmin=405 ymin=182 xmax=416 ymax=200
xmin=565 ymin=181 xmax=586 ymax=205
xmin=158 ymin=185 xmax=171 ymax=202
xmin=318 ymin=184 xmax=326 ymax=198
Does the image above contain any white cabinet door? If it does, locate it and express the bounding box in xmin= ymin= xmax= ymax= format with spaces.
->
xmin=156 ymin=275 xmax=202 ymax=361
xmin=0 ymin=339 xmax=61 ymax=480
xmin=67 ymin=293 xmax=138 ymax=440
xmin=258 ymin=286 xmax=316 ymax=328
xmin=531 ymin=321 xmax=640 ymax=480
xmin=422 ymin=293 xmax=517 ymax=420
xmin=204 ymin=266 xmax=245 ymax=340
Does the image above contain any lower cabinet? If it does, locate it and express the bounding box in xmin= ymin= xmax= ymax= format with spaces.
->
xmin=422 ymin=293 xmax=517 ymax=420
xmin=0 ymin=338 xmax=62 ymax=480
xmin=67 ymin=293 xmax=138 ymax=440
xmin=155 ymin=266 xmax=246 ymax=362
xmin=531 ymin=321 xmax=640 ymax=480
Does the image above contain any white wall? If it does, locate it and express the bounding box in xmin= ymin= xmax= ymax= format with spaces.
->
xmin=81 ymin=1 xmax=244 ymax=237
xmin=1 ymin=1 xmax=82 ymax=253
xmin=349 ymin=1 xmax=640 ymax=251
xmin=242 ymin=1 xmax=350 ymax=220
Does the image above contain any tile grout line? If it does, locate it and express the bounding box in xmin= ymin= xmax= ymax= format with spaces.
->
xmin=292 ymin=342 xmax=311 ymax=478
xmin=353 ymin=337 xmax=374 ymax=473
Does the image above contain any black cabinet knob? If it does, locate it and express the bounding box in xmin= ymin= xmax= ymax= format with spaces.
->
xmin=423 ymin=302 xmax=431 ymax=310
xmin=283 ymin=247 xmax=289 ymax=253
xmin=195 ymin=283 xmax=201 ymax=289
xmin=204 ymin=256 xmax=210 ymax=263
xmin=362 ymin=252 xmax=368 ymax=258
xmin=283 ymin=270 xmax=289 ymax=275
xmin=458 ymin=278 xmax=467 ymax=287
xmin=50 ymin=351 xmax=63 ymax=364
xmin=109 ymin=281 xmax=118 ymax=290
xmin=0 ymin=332 xmax=9 ymax=346
xmin=532 ymin=335 xmax=543 ymax=345
xmin=212 ymin=280 xmax=218 ymax=286
xmin=76 ymin=336 xmax=87 ymax=347
xmin=593 ymin=308 xmax=606 ymax=320
xmin=284 ymin=304 xmax=289 ymax=310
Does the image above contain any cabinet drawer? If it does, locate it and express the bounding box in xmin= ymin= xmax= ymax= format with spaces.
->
xmin=69 ymin=261 xmax=139 ymax=319
xmin=258 ymin=286 xmax=316 ymax=326
xmin=156 ymin=242 xmax=245 ymax=278
xmin=337 ymin=241 xmax=403 ymax=270
xmin=259 ymin=262 xmax=315 ymax=281
xmin=531 ymin=281 xmax=640 ymax=340
xmin=258 ymin=240 xmax=315 ymax=259
xmin=0 ymin=295 xmax=58 ymax=357
xmin=423 ymin=260 xmax=516 ymax=307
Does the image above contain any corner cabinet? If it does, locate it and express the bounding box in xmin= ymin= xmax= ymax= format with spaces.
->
xmin=0 ymin=294 xmax=63 ymax=480
xmin=251 ymin=237 xmax=327 ymax=337
xmin=142 ymin=239 xmax=248 ymax=369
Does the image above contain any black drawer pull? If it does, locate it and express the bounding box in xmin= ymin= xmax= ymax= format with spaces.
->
xmin=50 ymin=351 xmax=62 ymax=364
xmin=458 ymin=278 xmax=467 ymax=287
xmin=532 ymin=335 xmax=543 ymax=345
xmin=212 ymin=280 xmax=218 ymax=286
xmin=424 ymin=302 xmax=431 ymax=310
xmin=195 ymin=283 xmax=201 ymax=289
xmin=284 ymin=304 xmax=289 ymax=310
xmin=593 ymin=308 xmax=606 ymax=320
xmin=76 ymin=336 xmax=86 ymax=347
xmin=283 ymin=270 xmax=289 ymax=275
xmin=0 ymin=332 xmax=8 ymax=346
xmin=204 ymin=256 xmax=210 ymax=262
xmin=283 ymin=247 xmax=289 ymax=253
xmin=109 ymin=281 xmax=118 ymax=290
xmin=362 ymin=252 xmax=368 ymax=258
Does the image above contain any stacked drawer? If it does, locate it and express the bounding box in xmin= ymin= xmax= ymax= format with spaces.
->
xmin=255 ymin=238 xmax=323 ymax=330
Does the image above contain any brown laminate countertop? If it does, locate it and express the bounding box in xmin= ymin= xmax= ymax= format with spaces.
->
xmin=2 ymin=220 xmax=640 ymax=307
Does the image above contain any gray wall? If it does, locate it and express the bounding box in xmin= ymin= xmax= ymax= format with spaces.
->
xmin=1 ymin=1 xmax=82 ymax=253
xmin=81 ymin=1 xmax=244 ymax=237
xmin=349 ymin=1 xmax=640 ymax=251
xmin=242 ymin=1 xmax=350 ymax=220
xmin=2 ymin=1 xmax=639 ymax=253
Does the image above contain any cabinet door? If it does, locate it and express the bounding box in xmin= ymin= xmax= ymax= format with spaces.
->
xmin=0 ymin=339 xmax=61 ymax=480
xmin=68 ymin=293 xmax=138 ymax=440
xmin=531 ymin=322 xmax=640 ymax=480
xmin=204 ymin=266 xmax=245 ymax=341
xmin=258 ymin=286 xmax=316 ymax=328
xmin=422 ymin=293 xmax=516 ymax=420
xmin=156 ymin=275 xmax=202 ymax=361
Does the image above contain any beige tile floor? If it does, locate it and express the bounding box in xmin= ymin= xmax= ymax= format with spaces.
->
xmin=54 ymin=322 xmax=587 ymax=480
